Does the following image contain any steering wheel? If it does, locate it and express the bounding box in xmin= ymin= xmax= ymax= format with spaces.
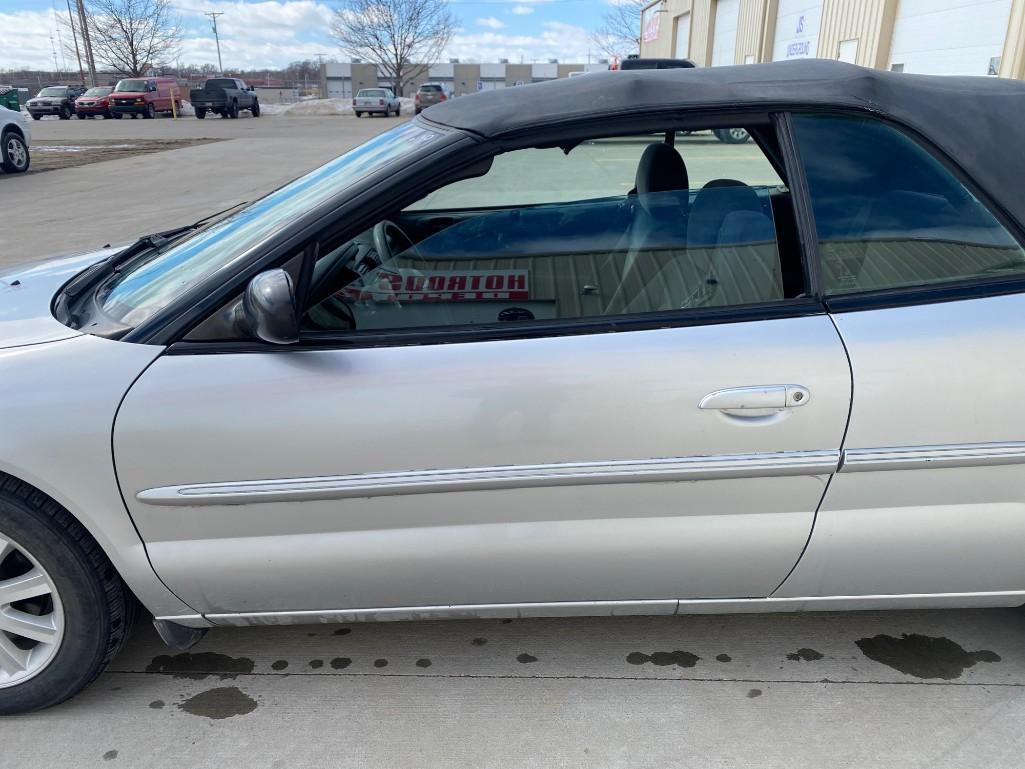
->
xmin=372 ymin=219 xmax=421 ymax=263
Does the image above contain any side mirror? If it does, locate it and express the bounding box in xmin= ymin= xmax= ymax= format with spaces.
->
xmin=240 ymin=269 xmax=299 ymax=344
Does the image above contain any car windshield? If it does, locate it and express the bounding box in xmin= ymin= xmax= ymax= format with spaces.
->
xmin=95 ymin=122 xmax=445 ymax=328
xmin=37 ymin=88 xmax=66 ymax=97
xmin=83 ymin=87 xmax=111 ymax=97
xmin=115 ymin=80 xmax=148 ymax=92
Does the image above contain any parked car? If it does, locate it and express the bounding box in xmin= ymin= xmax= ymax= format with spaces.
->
xmin=73 ymin=86 xmax=114 ymax=119
xmin=0 ymin=104 xmax=30 ymax=173
xmin=414 ymin=82 xmax=448 ymax=114
xmin=25 ymin=86 xmax=84 ymax=120
xmin=189 ymin=78 xmax=260 ymax=119
xmin=354 ymin=87 xmax=400 ymax=117
xmin=109 ymin=77 xmax=182 ymax=119
xmin=6 ymin=60 xmax=1025 ymax=713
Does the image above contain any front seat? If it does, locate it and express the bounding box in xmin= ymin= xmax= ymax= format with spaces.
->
xmin=604 ymin=143 xmax=691 ymax=314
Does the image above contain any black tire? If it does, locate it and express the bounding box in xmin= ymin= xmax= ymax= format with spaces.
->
xmin=144 ymin=104 xmax=156 ymax=119
xmin=59 ymin=106 xmax=71 ymax=120
xmin=30 ymin=114 xmax=41 ymax=121
xmin=715 ymin=127 xmax=751 ymax=145
xmin=414 ymin=107 xmax=421 ymax=115
xmin=0 ymin=129 xmax=30 ymax=173
xmin=0 ymin=475 xmax=136 ymax=714
xmin=195 ymin=108 xmax=206 ymax=119
xmin=228 ymin=100 xmax=239 ymax=119
xmin=395 ymin=105 xmax=401 ymax=116
xmin=112 ymin=112 xmax=122 ymax=119
xmin=251 ymin=99 xmax=260 ymax=117
xmin=355 ymin=111 xmax=362 ymax=118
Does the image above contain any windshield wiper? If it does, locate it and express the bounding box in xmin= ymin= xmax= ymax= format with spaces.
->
xmin=55 ymin=200 xmax=250 ymax=327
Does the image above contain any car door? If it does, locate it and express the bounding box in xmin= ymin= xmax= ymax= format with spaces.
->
xmin=113 ymin=126 xmax=853 ymax=621
xmin=777 ymin=113 xmax=1025 ymax=604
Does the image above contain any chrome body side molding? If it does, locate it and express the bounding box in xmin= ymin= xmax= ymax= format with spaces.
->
xmin=840 ymin=441 xmax=1025 ymax=472
xmin=202 ymin=591 xmax=1025 ymax=626
xmin=136 ymin=450 xmax=842 ymax=506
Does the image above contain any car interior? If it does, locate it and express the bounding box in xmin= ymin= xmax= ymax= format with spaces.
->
xmin=193 ymin=122 xmax=809 ymax=341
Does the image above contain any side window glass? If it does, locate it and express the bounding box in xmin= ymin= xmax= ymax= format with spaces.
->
xmin=304 ymin=129 xmax=797 ymax=335
xmin=792 ymin=114 xmax=1025 ymax=294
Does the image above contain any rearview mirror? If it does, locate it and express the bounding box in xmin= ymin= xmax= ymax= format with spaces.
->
xmin=240 ymin=269 xmax=299 ymax=344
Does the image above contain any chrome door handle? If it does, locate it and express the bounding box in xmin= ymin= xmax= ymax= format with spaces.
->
xmin=699 ymin=385 xmax=810 ymax=411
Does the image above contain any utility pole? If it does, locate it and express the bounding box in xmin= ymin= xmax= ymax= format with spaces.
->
xmin=205 ymin=12 xmax=224 ymax=74
xmin=76 ymin=0 xmax=97 ymax=87
xmin=314 ymin=52 xmax=327 ymax=98
xmin=65 ymin=0 xmax=85 ymax=85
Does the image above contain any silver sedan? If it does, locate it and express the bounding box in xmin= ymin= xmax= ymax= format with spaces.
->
xmin=4 ymin=60 xmax=1025 ymax=713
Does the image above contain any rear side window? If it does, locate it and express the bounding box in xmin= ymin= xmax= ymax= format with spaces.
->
xmin=792 ymin=114 xmax=1025 ymax=294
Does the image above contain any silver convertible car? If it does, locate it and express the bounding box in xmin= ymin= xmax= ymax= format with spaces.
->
xmin=4 ymin=60 xmax=1025 ymax=712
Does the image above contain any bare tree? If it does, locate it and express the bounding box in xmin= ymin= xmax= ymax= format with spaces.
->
xmin=82 ymin=0 xmax=183 ymax=76
xmin=331 ymin=0 xmax=455 ymax=97
xmin=593 ymin=0 xmax=646 ymax=62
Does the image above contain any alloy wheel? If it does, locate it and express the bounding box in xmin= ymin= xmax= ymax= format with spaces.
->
xmin=729 ymin=127 xmax=749 ymax=141
xmin=5 ymin=137 xmax=28 ymax=171
xmin=0 ymin=532 xmax=64 ymax=688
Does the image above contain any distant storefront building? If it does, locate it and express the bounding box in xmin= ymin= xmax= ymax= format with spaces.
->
xmin=639 ymin=0 xmax=1025 ymax=80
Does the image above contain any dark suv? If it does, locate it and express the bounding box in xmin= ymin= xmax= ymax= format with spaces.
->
xmin=414 ymin=83 xmax=448 ymax=114
xmin=26 ymin=86 xmax=86 ymax=120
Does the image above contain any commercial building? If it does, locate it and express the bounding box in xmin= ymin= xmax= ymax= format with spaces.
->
xmin=320 ymin=61 xmax=609 ymax=99
xmin=639 ymin=0 xmax=1025 ymax=79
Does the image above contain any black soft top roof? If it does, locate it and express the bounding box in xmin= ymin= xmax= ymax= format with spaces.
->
xmin=422 ymin=59 xmax=1025 ymax=228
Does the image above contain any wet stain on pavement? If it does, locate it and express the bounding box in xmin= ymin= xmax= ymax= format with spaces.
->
xmin=145 ymin=652 xmax=255 ymax=680
xmin=716 ymin=654 xmax=732 ymax=663
xmin=271 ymin=660 xmax=288 ymax=671
xmin=309 ymin=659 xmax=324 ymax=669
xmin=855 ymin=633 xmax=1001 ymax=680
xmin=333 ymin=628 xmax=351 ymax=636
xmin=416 ymin=658 xmax=432 ymax=668
xmin=103 ymin=750 xmax=118 ymax=761
xmin=373 ymin=659 xmax=388 ymax=668
xmin=786 ymin=648 xmax=824 ymax=662
xmin=471 ymin=637 xmax=488 ymax=646
xmin=330 ymin=657 xmax=352 ymax=669
xmin=500 ymin=619 xmax=513 ymax=624
xmin=148 ymin=700 xmax=165 ymax=709
xmin=178 ymin=687 xmax=258 ymax=720
xmin=747 ymin=689 xmax=762 ymax=698
xmin=626 ymin=651 xmax=700 ymax=668
xmin=517 ymin=653 xmax=538 ymax=664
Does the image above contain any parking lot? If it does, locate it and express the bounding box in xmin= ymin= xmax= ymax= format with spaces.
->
xmin=5 ymin=113 xmax=1025 ymax=768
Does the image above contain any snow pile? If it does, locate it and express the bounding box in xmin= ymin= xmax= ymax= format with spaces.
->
xmin=175 ymin=101 xmax=195 ymax=116
xmin=253 ymin=96 xmax=417 ymax=117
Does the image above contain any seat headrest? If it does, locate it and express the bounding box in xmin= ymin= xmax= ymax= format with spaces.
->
xmin=635 ymin=143 xmax=689 ymax=196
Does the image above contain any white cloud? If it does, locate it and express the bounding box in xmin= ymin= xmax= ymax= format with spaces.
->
xmin=0 ymin=10 xmax=67 ymax=71
xmin=510 ymin=5 xmax=534 ymax=14
xmin=476 ymin=16 xmax=505 ymax=30
xmin=445 ymin=21 xmax=596 ymax=65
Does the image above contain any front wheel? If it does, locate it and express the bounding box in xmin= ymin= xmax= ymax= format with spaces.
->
xmin=0 ymin=476 xmax=135 ymax=714
xmin=195 ymin=108 xmax=206 ymax=119
xmin=112 ymin=112 xmax=122 ymax=119
xmin=1 ymin=130 xmax=30 ymax=173
xmin=251 ymin=100 xmax=260 ymax=117
xmin=144 ymin=104 xmax=156 ymax=119
xmin=59 ymin=107 xmax=71 ymax=120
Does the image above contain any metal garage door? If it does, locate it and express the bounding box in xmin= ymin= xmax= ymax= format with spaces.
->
xmin=674 ymin=12 xmax=691 ymax=59
xmin=711 ymin=0 xmax=740 ymax=66
xmin=771 ymin=0 xmax=824 ymax=61
xmin=888 ymin=0 xmax=1012 ymax=76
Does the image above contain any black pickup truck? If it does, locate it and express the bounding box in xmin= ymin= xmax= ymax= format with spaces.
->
xmin=189 ymin=78 xmax=260 ymax=119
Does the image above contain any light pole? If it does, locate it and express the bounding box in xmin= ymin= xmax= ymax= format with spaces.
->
xmin=205 ymin=12 xmax=224 ymax=74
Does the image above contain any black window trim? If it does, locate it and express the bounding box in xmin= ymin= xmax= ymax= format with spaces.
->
xmin=783 ymin=107 xmax=1025 ymax=314
xmin=167 ymin=107 xmax=823 ymax=354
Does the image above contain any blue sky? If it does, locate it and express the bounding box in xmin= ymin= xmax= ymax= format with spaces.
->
xmin=1 ymin=0 xmax=615 ymax=71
